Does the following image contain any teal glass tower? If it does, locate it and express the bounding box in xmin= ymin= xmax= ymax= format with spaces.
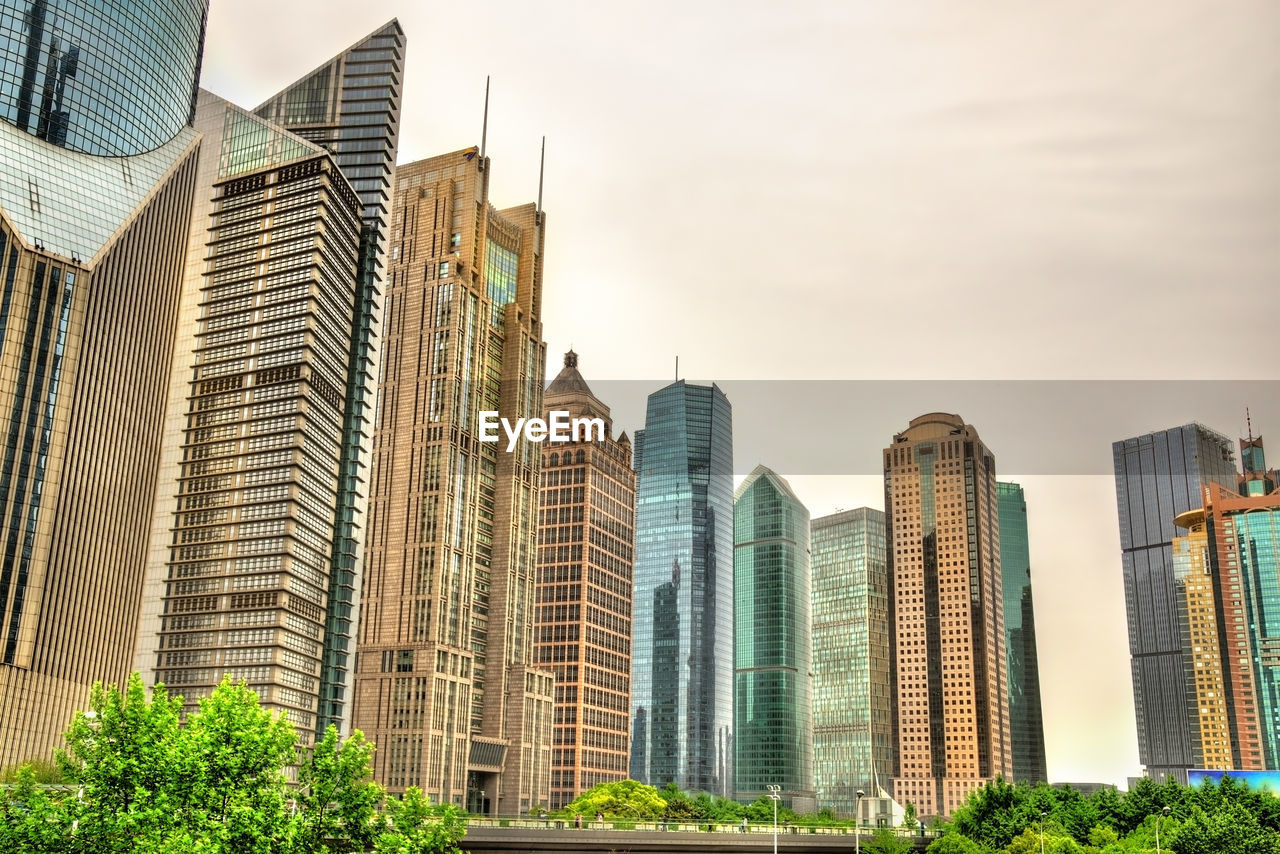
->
xmin=996 ymin=483 xmax=1047 ymax=784
xmin=630 ymin=381 xmax=733 ymax=795
xmin=811 ymin=507 xmax=891 ymax=818
xmin=734 ymin=466 xmax=813 ymax=808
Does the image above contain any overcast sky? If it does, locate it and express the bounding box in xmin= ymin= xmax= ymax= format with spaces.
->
xmin=202 ymin=0 xmax=1280 ymax=789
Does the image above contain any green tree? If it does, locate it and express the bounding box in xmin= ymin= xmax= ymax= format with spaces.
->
xmin=292 ymin=726 xmax=383 ymax=853
xmin=0 ymin=763 xmax=74 ymax=853
xmin=866 ymin=826 xmax=912 ymax=854
xmin=927 ymin=830 xmax=985 ymax=854
xmin=180 ymin=677 xmax=297 ymax=851
xmin=374 ymin=788 xmax=466 ymax=854
xmin=58 ymin=672 xmax=189 ymax=850
xmin=562 ymin=779 xmax=668 ymax=820
xmin=903 ymin=801 xmax=918 ymax=829
xmin=1168 ymin=802 xmax=1280 ymax=854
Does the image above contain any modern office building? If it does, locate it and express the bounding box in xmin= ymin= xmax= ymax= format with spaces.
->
xmin=1112 ymin=423 xmax=1238 ymax=782
xmin=885 ymin=413 xmax=1011 ymax=818
xmin=0 ymin=0 xmax=207 ymax=767
xmin=811 ymin=507 xmax=892 ymax=819
xmin=733 ymin=465 xmax=813 ymax=809
xmin=533 ymin=351 xmax=635 ymax=809
xmin=132 ymin=22 xmax=404 ymax=749
xmin=630 ymin=381 xmax=733 ymax=795
xmin=996 ymin=482 xmax=1047 ymax=784
xmin=351 ymin=147 xmax=552 ymax=814
xmin=1171 ymin=506 xmax=1232 ymax=770
xmin=1171 ymin=428 xmax=1280 ymax=771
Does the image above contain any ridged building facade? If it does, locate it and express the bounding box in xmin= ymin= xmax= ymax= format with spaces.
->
xmin=132 ymin=22 xmax=404 ymax=749
xmin=0 ymin=0 xmax=206 ymax=767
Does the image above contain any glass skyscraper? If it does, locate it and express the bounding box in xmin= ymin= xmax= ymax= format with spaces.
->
xmin=996 ymin=482 xmax=1047 ymax=784
xmin=1112 ymin=423 xmax=1237 ymax=782
xmin=0 ymin=0 xmax=207 ymax=767
xmin=733 ymin=465 xmax=813 ymax=809
xmin=811 ymin=507 xmax=891 ymax=818
xmin=630 ymin=381 xmax=733 ymax=795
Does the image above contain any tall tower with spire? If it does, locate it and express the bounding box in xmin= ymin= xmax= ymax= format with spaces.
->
xmin=534 ymin=351 xmax=636 ymax=809
xmin=352 ymin=143 xmax=552 ymax=813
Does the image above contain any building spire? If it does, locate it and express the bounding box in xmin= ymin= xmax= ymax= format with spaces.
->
xmin=480 ymin=75 xmax=490 ymax=159
xmin=1247 ymin=407 xmax=1254 ymax=442
xmin=564 ymin=350 xmax=577 ymax=369
xmin=537 ymin=135 xmax=546 ymax=213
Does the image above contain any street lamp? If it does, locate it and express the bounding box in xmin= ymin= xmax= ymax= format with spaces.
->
xmin=1039 ymin=811 xmax=1047 ymax=854
xmin=72 ymin=710 xmax=99 ymax=836
xmin=768 ymin=785 xmax=782 ymax=854
xmin=1156 ymin=805 xmax=1170 ymax=854
xmin=855 ymin=790 xmax=865 ymax=854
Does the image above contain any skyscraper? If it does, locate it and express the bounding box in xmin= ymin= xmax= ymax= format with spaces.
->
xmin=630 ymin=381 xmax=733 ymax=795
xmin=1112 ymin=423 xmax=1237 ymax=782
xmin=352 ymin=148 xmax=552 ymax=815
xmin=0 ymin=0 xmax=208 ymax=767
xmin=734 ymin=465 xmax=813 ymax=809
xmin=885 ymin=413 xmax=1010 ymax=819
xmin=132 ymin=22 xmax=405 ymax=749
xmin=1172 ymin=429 xmax=1280 ymax=771
xmin=534 ymin=351 xmax=635 ymax=809
xmin=995 ymin=482 xmax=1047 ymax=784
xmin=811 ymin=507 xmax=892 ymax=818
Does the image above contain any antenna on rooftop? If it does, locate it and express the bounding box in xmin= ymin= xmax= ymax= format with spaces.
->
xmin=480 ymin=76 xmax=490 ymax=159
xmin=537 ymin=135 xmax=546 ymax=214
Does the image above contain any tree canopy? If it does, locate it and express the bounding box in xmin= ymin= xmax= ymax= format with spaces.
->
xmin=0 ymin=673 xmax=466 ymax=854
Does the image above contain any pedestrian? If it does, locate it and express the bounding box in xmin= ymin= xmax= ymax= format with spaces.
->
xmin=596 ymin=811 xmax=604 ymax=826
xmin=575 ymin=813 xmax=582 ymax=829
xmin=741 ymin=816 xmax=748 ymax=833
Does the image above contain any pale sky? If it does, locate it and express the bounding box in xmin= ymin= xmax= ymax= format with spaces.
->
xmin=201 ymin=0 xmax=1280 ymax=789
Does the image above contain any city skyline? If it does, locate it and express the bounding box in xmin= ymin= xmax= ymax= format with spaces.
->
xmin=49 ymin=0 xmax=1280 ymax=791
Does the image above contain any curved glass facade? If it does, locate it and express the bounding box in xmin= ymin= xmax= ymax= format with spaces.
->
xmin=0 ymin=0 xmax=206 ymax=155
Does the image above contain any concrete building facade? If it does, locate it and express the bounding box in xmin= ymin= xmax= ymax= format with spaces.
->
xmin=534 ymin=351 xmax=635 ymax=809
xmin=884 ymin=413 xmax=1011 ymax=819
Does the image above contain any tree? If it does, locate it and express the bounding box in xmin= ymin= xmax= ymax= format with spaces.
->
xmin=1002 ymin=827 xmax=1085 ymax=854
xmin=866 ymin=826 xmax=912 ymax=854
xmin=292 ymin=726 xmax=383 ymax=853
xmin=562 ymin=779 xmax=668 ymax=820
xmin=927 ymin=830 xmax=985 ymax=854
xmin=903 ymin=801 xmax=918 ymax=829
xmin=1169 ymin=802 xmax=1280 ymax=854
xmin=0 ymin=763 xmax=74 ymax=853
xmin=180 ymin=677 xmax=297 ymax=851
xmin=374 ymin=788 xmax=467 ymax=854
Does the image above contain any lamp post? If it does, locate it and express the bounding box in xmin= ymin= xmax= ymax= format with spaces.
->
xmin=1156 ymin=805 xmax=1170 ymax=854
xmin=1039 ymin=811 xmax=1046 ymax=854
xmin=72 ymin=710 xmax=99 ymax=836
xmin=768 ymin=785 xmax=781 ymax=854
xmin=855 ymin=789 xmax=865 ymax=854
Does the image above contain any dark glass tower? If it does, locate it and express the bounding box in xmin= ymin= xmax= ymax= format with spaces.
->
xmin=630 ymin=381 xmax=733 ymax=795
xmin=734 ymin=465 xmax=813 ymax=808
xmin=1112 ymin=423 xmax=1238 ymax=782
xmin=996 ymin=482 xmax=1047 ymax=784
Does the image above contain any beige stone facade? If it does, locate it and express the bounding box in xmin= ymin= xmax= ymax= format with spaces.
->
xmin=0 ymin=136 xmax=201 ymax=767
xmin=352 ymin=150 xmax=552 ymax=814
xmin=884 ymin=413 xmax=1011 ymax=818
xmin=535 ymin=352 xmax=635 ymax=809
